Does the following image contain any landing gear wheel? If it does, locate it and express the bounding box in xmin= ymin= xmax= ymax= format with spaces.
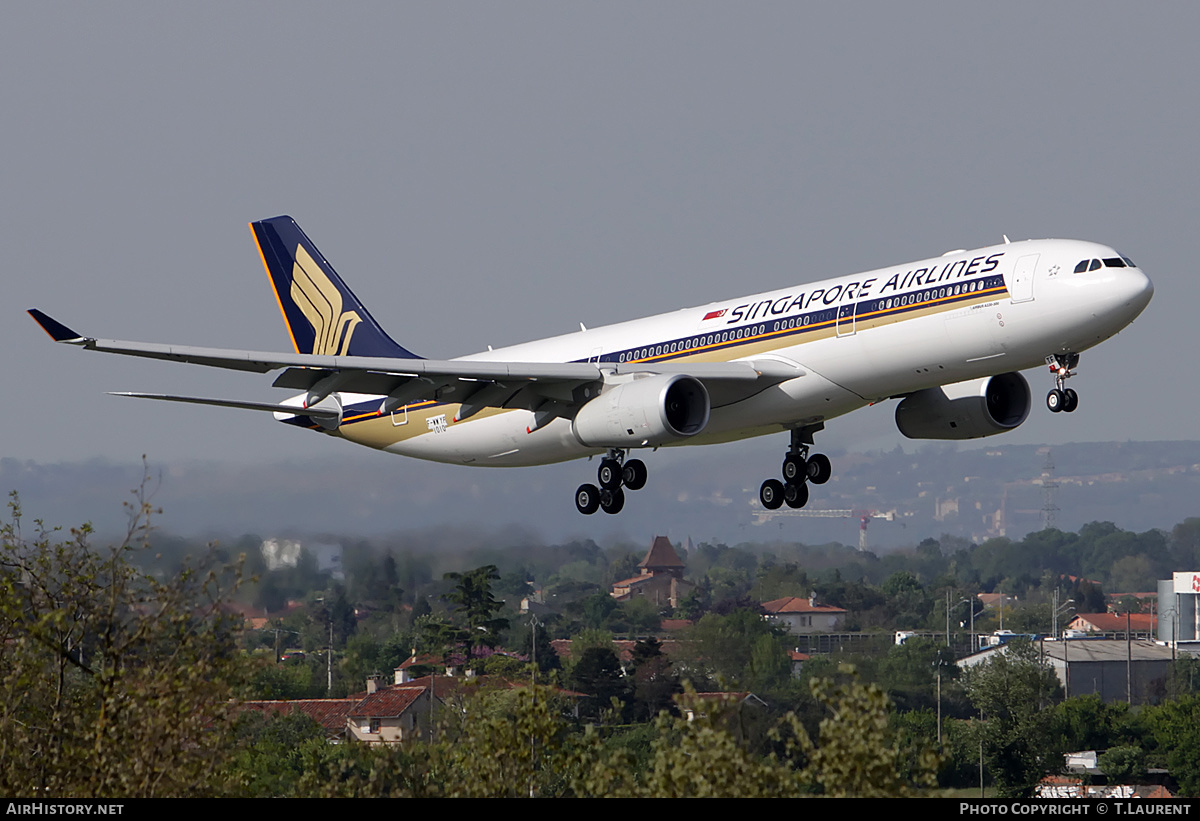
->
xmin=1047 ymin=389 xmax=1065 ymax=413
xmin=782 ymin=453 xmax=806 ymax=483
xmin=597 ymin=458 xmax=622 ymax=489
xmin=600 ymin=486 xmax=625 ymax=514
xmin=760 ymin=479 xmax=785 ymax=510
xmin=1063 ymin=388 xmax=1079 ymax=413
xmin=575 ymin=484 xmax=601 ymax=515
xmin=784 ymin=481 xmax=809 ymax=509
xmin=622 ymin=459 xmax=648 ymax=491
xmin=806 ymin=453 xmax=832 ymax=484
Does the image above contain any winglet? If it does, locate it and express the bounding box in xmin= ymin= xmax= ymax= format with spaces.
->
xmin=28 ymin=309 xmax=87 ymax=343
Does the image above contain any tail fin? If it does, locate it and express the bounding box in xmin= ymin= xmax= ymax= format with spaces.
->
xmin=250 ymin=216 xmax=420 ymax=359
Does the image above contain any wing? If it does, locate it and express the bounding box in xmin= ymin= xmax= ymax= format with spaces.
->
xmin=29 ymin=309 xmax=803 ymax=421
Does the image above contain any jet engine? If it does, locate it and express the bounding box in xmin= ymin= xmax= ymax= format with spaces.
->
xmin=895 ymin=372 xmax=1031 ymax=440
xmin=571 ymin=374 xmax=710 ymax=448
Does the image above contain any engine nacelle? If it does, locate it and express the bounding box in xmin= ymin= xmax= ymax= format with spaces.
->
xmin=895 ymin=372 xmax=1031 ymax=440
xmin=571 ymin=374 xmax=710 ymax=448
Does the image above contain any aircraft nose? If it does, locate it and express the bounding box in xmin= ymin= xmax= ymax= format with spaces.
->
xmin=1121 ymin=266 xmax=1154 ymax=317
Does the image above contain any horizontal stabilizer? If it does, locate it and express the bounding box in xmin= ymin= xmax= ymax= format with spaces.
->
xmin=109 ymin=392 xmax=340 ymax=419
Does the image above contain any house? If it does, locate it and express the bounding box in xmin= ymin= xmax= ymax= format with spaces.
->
xmin=1068 ymin=612 xmax=1157 ymax=635
xmin=611 ymin=535 xmax=696 ymax=608
xmin=761 ymin=595 xmax=846 ymax=634
xmin=239 ymin=675 xmax=433 ymax=744
xmin=346 ymin=679 xmax=432 ymax=743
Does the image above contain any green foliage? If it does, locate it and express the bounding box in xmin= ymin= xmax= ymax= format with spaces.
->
xmin=798 ymin=668 xmax=939 ymax=797
xmin=1048 ymin=694 xmax=1134 ymax=755
xmin=1098 ymin=745 xmax=1146 ymax=784
xmin=962 ymin=640 xmax=1064 ymax=797
xmin=225 ymin=711 xmax=327 ymax=797
xmin=626 ymin=637 xmax=681 ymax=722
xmin=442 ymin=565 xmax=509 ymax=655
xmin=877 ymin=638 xmax=963 ymax=715
xmin=570 ymin=646 xmax=632 ymax=720
xmin=293 ymin=685 xmax=590 ymax=797
xmin=685 ymin=608 xmax=790 ymax=691
xmin=0 ymin=491 xmax=244 ymax=797
xmin=1142 ymin=694 xmax=1200 ymax=796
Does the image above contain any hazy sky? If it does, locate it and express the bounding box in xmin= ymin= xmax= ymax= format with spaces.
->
xmin=4 ymin=3 xmax=1196 ymax=476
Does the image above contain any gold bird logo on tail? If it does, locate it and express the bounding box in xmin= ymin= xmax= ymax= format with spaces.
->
xmin=289 ymin=244 xmax=361 ymax=356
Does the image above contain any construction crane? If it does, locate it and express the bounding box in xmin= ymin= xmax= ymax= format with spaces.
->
xmin=751 ymin=506 xmax=898 ymax=551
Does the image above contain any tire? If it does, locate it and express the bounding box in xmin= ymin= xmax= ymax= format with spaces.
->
xmin=1047 ymin=389 xmax=1064 ymax=413
xmin=782 ymin=453 xmax=806 ymax=482
xmin=622 ymin=459 xmax=648 ymax=491
xmin=784 ymin=481 xmax=809 ymax=509
xmin=575 ymin=483 xmax=601 ymax=515
xmin=760 ymin=479 xmax=784 ymax=510
xmin=807 ymin=453 xmax=832 ymax=484
xmin=597 ymin=459 xmax=622 ymax=489
xmin=1063 ymin=388 xmax=1079 ymax=413
xmin=600 ymin=486 xmax=625 ymax=514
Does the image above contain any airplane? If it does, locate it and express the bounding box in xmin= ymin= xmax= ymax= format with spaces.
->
xmin=29 ymin=216 xmax=1153 ymax=516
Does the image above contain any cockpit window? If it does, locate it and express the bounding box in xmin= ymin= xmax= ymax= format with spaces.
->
xmin=1103 ymin=257 xmax=1127 ymax=268
xmin=1074 ymin=260 xmax=1089 ymax=273
xmin=1089 ymin=259 xmax=1102 ymax=272
xmin=1122 ymin=256 xmax=1136 ymax=268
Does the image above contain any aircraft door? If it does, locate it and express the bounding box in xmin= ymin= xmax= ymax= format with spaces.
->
xmin=1008 ymin=254 xmax=1038 ymax=303
xmin=836 ymin=301 xmax=857 ymax=337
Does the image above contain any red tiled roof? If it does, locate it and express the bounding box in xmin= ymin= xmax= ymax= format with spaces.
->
xmin=761 ymin=596 xmax=846 ymax=615
xmin=641 ymin=535 xmax=685 ymax=570
xmin=1070 ymin=613 xmax=1157 ymax=632
xmin=238 ymin=699 xmax=356 ymax=732
xmin=350 ymin=687 xmax=425 ymax=718
xmin=612 ymin=573 xmax=657 ymax=588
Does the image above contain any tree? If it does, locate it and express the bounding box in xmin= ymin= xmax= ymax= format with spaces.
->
xmin=443 ymin=565 xmax=510 ymax=656
xmin=962 ymin=640 xmax=1063 ymax=797
xmin=1143 ymin=694 xmax=1200 ymax=795
xmin=798 ymin=669 xmax=939 ymax=797
xmin=0 ymin=491 xmax=244 ymax=797
xmin=571 ymin=646 xmax=632 ymax=720
xmin=685 ymin=608 xmax=788 ymax=691
xmin=1098 ymin=746 xmax=1146 ymax=784
xmin=627 ymin=637 xmax=681 ymax=722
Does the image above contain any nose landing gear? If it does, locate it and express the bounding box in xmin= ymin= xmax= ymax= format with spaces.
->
xmin=575 ymin=450 xmax=648 ymax=515
xmin=1045 ymin=353 xmax=1080 ymax=413
xmin=759 ymin=424 xmax=831 ymax=511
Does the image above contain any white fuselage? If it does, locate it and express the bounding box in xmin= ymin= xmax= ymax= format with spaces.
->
xmin=322 ymin=238 xmax=1152 ymax=466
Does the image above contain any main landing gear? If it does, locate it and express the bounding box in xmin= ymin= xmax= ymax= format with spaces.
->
xmin=1045 ymin=353 xmax=1080 ymax=414
xmin=759 ymin=425 xmax=832 ymax=511
xmin=575 ymin=450 xmax=648 ymax=515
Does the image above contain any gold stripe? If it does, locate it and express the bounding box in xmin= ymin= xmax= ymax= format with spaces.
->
xmin=250 ymin=222 xmax=302 ymax=355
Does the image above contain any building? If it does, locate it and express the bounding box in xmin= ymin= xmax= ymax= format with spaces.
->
xmin=1158 ymin=572 xmax=1200 ymax=651
xmin=761 ymin=595 xmax=846 ymax=634
xmin=1068 ymin=612 xmax=1157 ymax=637
xmin=959 ymin=639 xmax=1177 ymax=705
xmin=346 ymin=677 xmax=432 ymax=743
xmin=611 ymin=535 xmax=696 ymax=608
